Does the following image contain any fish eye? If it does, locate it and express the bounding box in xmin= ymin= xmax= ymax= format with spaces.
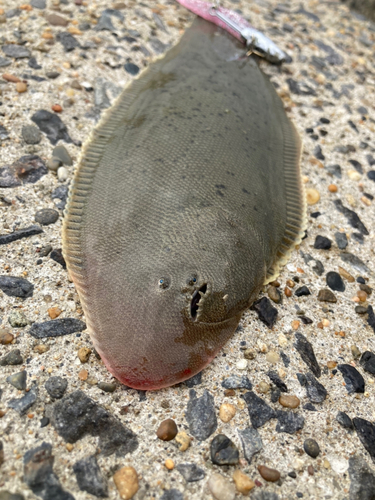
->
xmin=158 ymin=277 xmax=170 ymax=290
xmin=187 ymin=274 xmax=198 ymax=286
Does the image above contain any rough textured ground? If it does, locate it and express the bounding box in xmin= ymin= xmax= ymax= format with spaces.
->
xmin=0 ymin=0 xmax=375 ymax=499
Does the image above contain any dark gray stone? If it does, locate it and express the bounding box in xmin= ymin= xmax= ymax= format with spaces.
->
xmin=52 ymin=145 xmax=72 ymax=166
xmin=326 ymin=164 xmax=342 ymax=178
xmin=23 ymin=442 xmax=75 ymax=500
xmin=294 ymin=333 xmax=321 ymax=378
xmin=0 ymin=57 xmax=12 ymax=68
xmin=176 ymin=463 xmax=205 ymax=482
xmin=338 ymin=364 xmax=365 ymax=394
xmin=267 ymin=370 xmax=288 ymax=392
xmin=124 ymin=62 xmax=140 ymax=75
xmin=160 ymin=490 xmax=183 ymax=500
xmin=335 ymin=231 xmax=348 ymax=249
xmin=334 ymin=200 xmax=369 ymax=235
xmin=367 ymin=306 xmax=375 ymax=334
xmin=286 ymin=78 xmax=316 ymax=96
xmin=56 ymin=32 xmax=80 ymax=52
xmin=51 ymin=391 xmax=138 ymax=456
xmin=35 ymin=209 xmax=59 ymax=226
xmin=0 ymin=349 xmax=23 ymax=366
xmin=210 ymin=434 xmax=239 ymax=465
xmin=313 ymin=145 xmax=325 ymax=161
xmin=238 ymin=427 xmax=263 ymax=463
xmin=305 ymin=372 xmax=327 ymax=403
xmin=185 ymin=390 xmax=217 ymax=440
xmin=326 ymin=271 xmax=345 ymax=292
xmin=221 ymin=375 xmax=252 ymax=390
xmin=45 ymin=377 xmax=68 ymax=399
xmin=241 ymin=391 xmax=275 ymax=428
xmin=360 ymin=351 xmax=375 ymax=376
xmin=2 ymin=45 xmax=30 ymax=58
xmin=336 ymin=411 xmax=354 ymax=430
xmin=97 ymin=382 xmax=116 ymax=393
xmin=6 ymin=371 xmax=27 ymax=390
xmin=73 ymin=455 xmax=108 ymax=497
xmin=251 ymin=297 xmax=278 ymax=328
xmin=50 ymin=249 xmax=66 ymax=269
xmin=340 ymin=252 xmax=371 ymax=275
xmin=51 ymin=185 xmax=69 ymax=211
xmin=304 ymin=438 xmax=320 ymax=458
xmin=294 ymin=285 xmax=311 ymax=297
xmin=184 ymin=371 xmax=202 ymax=387
xmin=348 ymin=455 xmax=375 ymax=500
xmin=0 ymin=155 xmax=47 ymax=188
xmin=29 ymin=318 xmax=86 ymax=338
xmin=22 ymin=125 xmax=42 ymax=145
xmin=8 ymin=385 xmax=38 ymax=415
xmin=353 ymin=418 xmax=375 ymax=463
xmin=276 ymin=411 xmax=305 ymax=434
xmin=0 ymin=126 xmax=9 ymax=141
xmin=31 ymin=110 xmax=72 ymax=145
xmin=30 ymin=0 xmax=46 ymax=8
xmin=314 ymin=235 xmax=331 ymax=249
xmin=0 ymin=276 xmax=34 ymax=298
xmin=149 ymin=38 xmax=169 ymax=54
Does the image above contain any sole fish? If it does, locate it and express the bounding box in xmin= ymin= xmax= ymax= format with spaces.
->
xmin=63 ymin=18 xmax=306 ymax=390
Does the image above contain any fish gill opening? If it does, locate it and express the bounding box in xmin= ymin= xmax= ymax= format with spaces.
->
xmin=190 ymin=284 xmax=207 ymax=320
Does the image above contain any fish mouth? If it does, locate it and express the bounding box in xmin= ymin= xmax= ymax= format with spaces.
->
xmin=190 ymin=283 xmax=208 ymax=320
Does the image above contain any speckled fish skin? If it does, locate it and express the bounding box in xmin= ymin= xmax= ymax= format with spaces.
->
xmin=63 ymin=18 xmax=305 ymax=390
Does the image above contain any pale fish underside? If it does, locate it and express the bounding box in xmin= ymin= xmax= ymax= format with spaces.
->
xmin=62 ymin=18 xmax=306 ymax=390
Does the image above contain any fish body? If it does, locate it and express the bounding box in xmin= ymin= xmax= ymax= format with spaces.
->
xmin=63 ymin=18 xmax=305 ymax=390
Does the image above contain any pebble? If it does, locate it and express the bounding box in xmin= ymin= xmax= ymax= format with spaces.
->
xmin=219 ymin=403 xmax=236 ymax=423
xmin=258 ymin=465 xmax=281 ymax=482
xmin=8 ymin=384 xmax=38 ymax=415
xmin=57 ymin=166 xmax=69 ymax=181
xmin=31 ymin=110 xmax=72 ymax=145
xmin=73 ymin=455 xmax=108 ymax=497
xmin=23 ymin=442 xmax=74 ymax=500
xmin=47 ymin=157 xmax=62 ymax=172
xmin=325 ymin=271 xmax=345 ymax=292
xmin=21 ymin=125 xmax=41 ymax=144
xmin=0 ymin=349 xmax=23 ymax=366
xmin=210 ymin=434 xmax=239 ymax=465
xmin=45 ymin=376 xmax=68 ymax=399
xmin=337 ymin=364 xmax=365 ymax=393
xmin=368 ymin=171 xmax=375 ymax=182
xmin=314 ymin=235 xmax=332 ymax=249
xmin=242 ymin=391 xmax=275 ymax=428
xmin=305 ymin=372 xmax=327 ymax=403
xmin=208 ymin=473 xmax=236 ymax=500
xmin=29 ymin=318 xmax=86 ymax=338
xmin=294 ymin=285 xmax=310 ymax=297
xmin=175 ymin=431 xmax=191 ymax=451
xmin=160 ymin=490 xmax=183 ymax=500
xmin=243 ymin=348 xmax=256 ymax=360
xmin=335 ymin=232 xmax=348 ymax=250
xmin=50 ymin=248 xmax=66 ymax=268
xmin=306 ymin=188 xmax=320 ymax=205
xmin=336 ymin=411 xmax=354 ymax=430
xmin=294 ymin=332 xmax=321 ymax=378
xmin=78 ymin=347 xmax=92 ymax=363
xmin=124 ymin=62 xmax=140 ymax=75
xmin=334 ymin=200 xmax=369 ymax=235
xmin=353 ymin=418 xmax=375 ymax=462
xmin=2 ymin=45 xmax=31 ymax=58
xmin=0 ymin=276 xmax=34 ymax=298
xmin=15 ymin=82 xmax=27 ymax=93
xmin=6 ymin=371 xmax=27 ymax=390
xmin=51 ymin=185 xmax=69 ymax=210
xmin=340 ymin=252 xmax=370 ymax=275
xmin=183 ymin=371 xmax=202 ymax=387
xmin=30 ymin=0 xmax=46 ymax=8
xmin=52 ymin=144 xmax=73 ymax=166
xmin=221 ymin=375 xmax=252 ymax=390
xmin=279 ymin=394 xmax=300 ymax=409
xmin=268 ymin=285 xmax=282 ymax=303
xmin=185 ymin=390 xmax=217 ymax=440
xmin=56 ymin=32 xmax=80 ymax=52
xmin=1 ymin=154 xmax=48 ymax=188
xmin=367 ymin=306 xmax=375 ymax=334
xmin=317 ymin=288 xmax=337 ymax=303
xmin=238 ymin=427 xmax=263 ymax=463
xmin=0 ymin=330 xmax=14 ymax=345
xmin=265 ymin=351 xmax=280 ymax=364
xmin=338 ymin=266 xmax=354 ymax=282
xmin=35 ymin=208 xmax=59 ymax=226
xmin=258 ymin=381 xmax=270 ymax=394
xmin=251 ymin=297 xmax=278 ymax=328
xmin=348 ymin=456 xmax=375 ymax=500
xmin=113 ymin=466 xmax=138 ymax=500
xmin=304 ymin=438 xmax=320 ymax=458
xmin=232 ymin=470 xmax=255 ymax=494
xmin=97 ymin=382 xmax=116 ymax=393
xmin=276 ymin=411 xmax=305 ymax=434
xmin=51 ymin=390 xmax=138 ymax=456
xmin=236 ymin=358 xmax=248 ymax=370
xmin=156 ymin=418 xmax=178 ymax=441
xmin=351 ymin=345 xmax=362 ymax=360
xmin=360 ymin=351 xmax=375 ymax=375
xmin=357 ymin=290 xmax=367 ymax=302
xmin=176 ymin=463 xmax=205 ymax=482
xmin=48 ymin=307 xmax=62 ymax=320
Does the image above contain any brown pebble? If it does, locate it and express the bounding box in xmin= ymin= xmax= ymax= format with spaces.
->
xmin=113 ymin=466 xmax=139 ymax=500
xmin=317 ymin=289 xmax=337 ymax=303
xmin=52 ymin=104 xmax=63 ymax=113
xmin=46 ymin=13 xmax=69 ymax=26
xmin=224 ymin=389 xmax=235 ymax=397
xmin=0 ymin=330 xmax=14 ymax=345
xmin=360 ymin=284 xmax=372 ymax=295
xmin=16 ymin=82 xmax=27 ymax=93
xmin=34 ymin=344 xmax=49 ymax=354
xmin=48 ymin=307 xmax=62 ymax=319
xmin=328 ymin=184 xmax=338 ymax=193
xmin=284 ymin=286 xmax=292 ymax=297
xmin=66 ymin=443 xmax=74 ymax=452
xmin=357 ymin=290 xmax=367 ymax=302
xmin=327 ymin=361 xmax=337 ymax=369
xmin=0 ymin=410 xmax=6 ymax=418
xmin=308 ymin=465 xmax=314 ymax=476
xmin=78 ymin=347 xmax=92 ymax=363
xmin=165 ymin=458 xmax=174 ymax=470
xmin=338 ymin=266 xmax=355 ymax=283
xmin=175 ymin=431 xmax=191 ymax=451
xmin=2 ymin=73 xmax=21 ymax=83
xmin=219 ymin=403 xmax=236 ymax=423
xmin=286 ymin=279 xmax=295 ymax=288
xmin=268 ymin=285 xmax=282 ymax=304
xmin=156 ymin=418 xmax=178 ymax=441
xmin=78 ymin=369 xmax=88 ymax=381
xmin=279 ymin=394 xmax=300 ymax=409
xmin=258 ymin=465 xmax=280 ymax=482
xmin=233 ymin=470 xmax=255 ymax=494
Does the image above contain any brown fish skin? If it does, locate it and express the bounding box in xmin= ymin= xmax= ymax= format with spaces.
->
xmin=63 ymin=18 xmax=304 ymax=390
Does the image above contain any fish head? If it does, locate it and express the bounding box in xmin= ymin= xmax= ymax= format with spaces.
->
xmin=87 ymin=207 xmax=266 ymax=390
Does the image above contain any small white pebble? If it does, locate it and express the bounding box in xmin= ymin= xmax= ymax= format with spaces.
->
xmin=236 ymin=359 xmax=248 ymax=370
xmin=265 ymin=351 xmax=280 ymax=364
xmin=57 ymin=166 xmax=68 ymax=181
xmin=347 ymin=170 xmax=361 ymax=181
xmin=208 ymin=473 xmax=236 ymax=500
xmin=278 ymin=333 xmax=288 ymax=347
